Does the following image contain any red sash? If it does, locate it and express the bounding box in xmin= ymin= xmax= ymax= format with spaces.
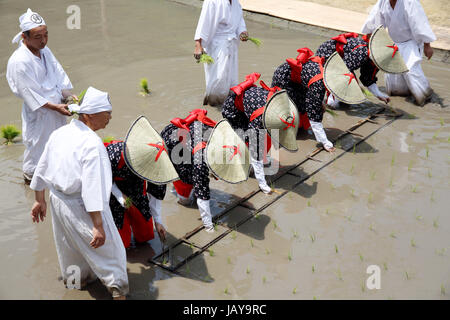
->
xmin=230 ymin=73 xmax=261 ymax=112
xmin=170 ymin=109 xmax=216 ymax=132
xmin=307 ymin=56 xmax=326 ymax=88
xmin=286 ymin=47 xmax=314 ymax=84
xmin=249 ymin=81 xmax=281 ymax=122
xmin=331 ymin=32 xmax=359 ymax=56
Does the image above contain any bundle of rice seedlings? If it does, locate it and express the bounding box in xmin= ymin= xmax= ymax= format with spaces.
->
xmin=361 ymin=87 xmax=374 ymax=98
xmin=197 ymin=53 xmax=215 ymax=65
xmin=1 ymin=124 xmax=21 ymax=145
xmin=325 ymin=108 xmax=338 ymax=117
xmin=102 ymin=136 xmax=115 ymax=144
xmin=140 ymin=78 xmax=151 ymax=96
xmin=248 ymin=37 xmax=262 ymax=48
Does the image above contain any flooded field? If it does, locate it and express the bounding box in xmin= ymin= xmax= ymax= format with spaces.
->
xmin=0 ymin=0 xmax=448 ymax=299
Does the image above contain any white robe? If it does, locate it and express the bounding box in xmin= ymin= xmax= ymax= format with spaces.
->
xmin=30 ymin=119 xmax=129 ymax=296
xmin=195 ymin=0 xmax=247 ymax=106
xmin=6 ymin=43 xmax=72 ymax=176
xmin=361 ymin=0 xmax=436 ymax=105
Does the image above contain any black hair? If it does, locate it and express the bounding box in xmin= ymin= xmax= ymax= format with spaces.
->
xmin=23 ymin=30 xmax=30 ymax=37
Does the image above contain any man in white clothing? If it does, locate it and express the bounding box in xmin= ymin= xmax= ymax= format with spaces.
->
xmin=6 ymin=8 xmax=75 ymax=184
xmin=30 ymin=87 xmax=129 ymax=300
xmin=361 ymin=0 xmax=436 ymax=105
xmin=194 ymin=0 xmax=249 ymax=106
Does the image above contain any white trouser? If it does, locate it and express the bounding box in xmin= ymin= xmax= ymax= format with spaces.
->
xmin=197 ymin=198 xmax=214 ymax=230
xmin=385 ymin=40 xmax=432 ymax=105
xmin=49 ymin=189 xmax=129 ymax=296
xmin=251 ymin=158 xmax=271 ymax=193
xmin=204 ymin=35 xmax=239 ymax=106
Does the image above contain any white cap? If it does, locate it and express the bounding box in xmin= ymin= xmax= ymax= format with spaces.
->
xmin=68 ymin=87 xmax=112 ymax=114
xmin=12 ymin=8 xmax=46 ymax=44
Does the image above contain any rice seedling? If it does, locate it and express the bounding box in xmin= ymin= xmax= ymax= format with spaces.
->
xmin=325 ymin=109 xmax=338 ymax=117
xmin=254 ymin=213 xmax=261 ymax=220
xmin=411 ymin=184 xmax=418 ymax=193
xmin=325 ymin=208 xmax=330 ymax=215
xmin=350 ymin=164 xmax=355 ymax=175
xmin=433 ymin=129 xmax=441 ymax=139
xmin=162 ymin=256 xmax=168 ymax=265
xmin=415 ymin=214 xmax=423 ymax=221
xmin=262 ymin=276 xmax=266 ymax=284
xmin=313 ymin=296 xmax=317 ymax=300
xmin=227 ymin=257 xmax=232 ymax=264
xmin=336 ymin=269 xmax=343 ymax=281
xmin=409 ymin=130 xmax=414 ymax=136
xmin=352 ymin=145 xmax=356 ymax=155
xmin=189 ymin=243 xmax=194 ymax=250
xmin=312 ymin=265 xmax=316 ymax=273
xmin=272 ymin=220 xmax=278 ymax=230
xmin=426 ymin=146 xmax=429 ymax=158
xmin=250 ymin=239 xmax=254 ymax=248
xmin=427 ymin=169 xmax=432 ymax=178
xmin=209 ymin=249 xmax=215 ymax=257
xmin=288 ymin=251 xmax=292 ymax=261
xmin=124 ymin=197 xmax=133 ymax=209
xmin=405 ymin=271 xmax=410 ymax=280
xmin=232 ymin=230 xmax=237 ymax=240
xmin=361 ymin=87 xmax=373 ymax=98
xmin=307 ymin=200 xmax=312 ymax=207
xmin=441 ymin=284 xmax=446 ymax=296
xmin=383 ymin=262 xmax=388 ymax=271
xmin=292 ymin=229 xmax=299 ymax=238
xmin=368 ymin=193 xmax=373 ymax=204
xmin=430 ymin=190 xmax=435 ymax=202
xmin=410 ymin=238 xmax=417 ymax=248
xmin=389 ymin=176 xmax=394 ymax=187
xmin=433 ymin=218 xmax=439 ymax=229
xmin=214 ymin=223 xmax=218 ymax=231
xmin=1 ymin=125 xmax=21 ymax=145
xmin=359 ymin=253 xmax=364 ymax=262
xmin=345 ymin=215 xmax=353 ymax=222
xmin=265 ymin=248 xmax=271 ymax=255
xmin=197 ymin=53 xmax=214 ymax=64
xmin=435 ymin=248 xmax=446 ymax=256
xmin=390 ymin=232 xmax=397 ymax=239
xmin=102 ymin=136 xmax=115 ymax=144
xmin=440 ymin=118 xmax=444 ymax=126
xmin=292 ymin=287 xmax=297 ymax=294
xmin=139 ymin=78 xmax=151 ymax=96
xmin=369 ymin=224 xmax=375 ymax=232
xmin=246 ymin=266 xmax=250 ymax=274
xmin=310 ymin=234 xmax=316 ymax=243
xmin=391 ymin=154 xmax=395 ymax=166
xmin=248 ymin=37 xmax=262 ymax=47
xmin=408 ymin=160 xmax=413 ymax=171
xmin=361 ymin=281 xmax=366 ymax=292
xmin=224 ymin=286 xmax=230 ymax=295
xmin=334 ymin=244 xmax=339 ymax=254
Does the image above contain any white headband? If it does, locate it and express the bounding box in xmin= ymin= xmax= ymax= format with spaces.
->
xmin=12 ymin=8 xmax=46 ymax=44
xmin=69 ymin=87 xmax=112 ymax=115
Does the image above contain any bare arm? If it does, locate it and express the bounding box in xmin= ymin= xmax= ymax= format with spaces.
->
xmin=194 ymin=39 xmax=204 ymax=60
xmin=42 ymin=102 xmax=72 ymax=116
xmin=88 ymin=211 xmax=106 ymax=248
xmin=31 ymin=190 xmax=47 ymax=223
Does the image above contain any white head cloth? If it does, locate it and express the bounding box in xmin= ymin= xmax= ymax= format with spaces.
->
xmin=69 ymin=87 xmax=112 ymax=114
xmin=12 ymin=8 xmax=46 ymax=44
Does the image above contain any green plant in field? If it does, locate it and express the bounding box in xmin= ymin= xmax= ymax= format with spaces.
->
xmin=410 ymin=238 xmax=417 ymax=248
xmin=292 ymin=229 xmax=299 ymax=238
xmin=408 ymin=160 xmax=413 ymax=171
xmin=411 ymin=184 xmax=418 ymax=193
xmin=345 ymin=215 xmax=353 ymax=222
xmin=440 ymin=118 xmax=444 ymax=126
xmin=368 ymin=193 xmax=374 ymax=203
xmin=369 ymin=224 xmax=375 ymax=232
xmin=288 ymin=251 xmax=292 ymax=261
xmin=262 ymin=276 xmax=266 ymax=284
xmin=292 ymin=287 xmax=297 ymax=294
xmin=350 ymin=164 xmax=355 ymax=174
xmin=248 ymin=37 xmax=262 ymax=47
xmin=310 ymin=234 xmax=316 ymax=243
xmin=426 ymin=146 xmax=429 ymax=158
xmin=427 ymin=169 xmax=432 ymax=178
xmin=435 ymin=248 xmax=446 ymax=256
xmin=441 ymin=284 xmax=446 ymax=296
xmin=209 ymin=249 xmax=214 ymax=257
xmin=1 ymin=125 xmax=21 ymax=145
xmin=415 ymin=214 xmax=423 ymax=221
xmin=189 ymin=243 xmax=194 ymax=249
xmin=312 ymin=265 xmax=315 ymax=273
xmin=102 ymin=136 xmax=115 ymax=144
xmin=409 ymin=130 xmax=414 ymax=136
xmin=224 ymin=286 xmax=229 ymax=295
xmin=325 ymin=108 xmax=338 ymax=117
xmin=336 ymin=269 xmax=343 ymax=281
xmin=391 ymin=154 xmax=395 ymax=166
xmin=272 ymin=220 xmax=278 ymax=230
xmin=197 ymin=53 xmax=214 ymax=64
xmin=383 ymin=262 xmax=388 ymax=271
xmin=254 ymin=213 xmax=261 ymax=220
xmin=433 ymin=129 xmax=441 ymax=139
xmin=246 ymin=266 xmax=250 ymax=274
xmin=389 ymin=176 xmax=394 ymax=187
xmin=214 ymin=223 xmax=218 ymax=231
xmin=405 ymin=271 xmax=410 ymax=280
xmin=352 ymin=145 xmax=356 ymax=154
xmin=325 ymin=208 xmax=330 ymax=215
xmin=359 ymin=253 xmax=364 ymax=262
xmin=265 ymin=248 xmax=271 ymax=255
xmin=232 ymin=230 xmax=237 ymax=240
xmin=430 ymin=190 xmax=435 ymax=202
xmin=361 ymin=281 xmax=366 ymax=292
xmin=227 ymin=257 xmax=232 ymax=264
xmin=433 ymin=218 xmax=439 ymax=228
xmin=307 ymin=200 xmax=312 ymax=207
xmin=390 ymin=232 xmax=397 ymax=239
xmin=250 ymin=239 xmax=254 ymax=248
xmin=140 ymin=78 xmax=151 ymax=95
xmin=334 ymin=244 xmax=339 ymax=254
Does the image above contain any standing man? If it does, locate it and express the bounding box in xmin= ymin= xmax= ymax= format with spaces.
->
xmin=30 ymin=87 xmax=128 ymax=300
xmin=361 ymin=0 xmax=436 ymax=105
xmin=6 ymin=8 xmax=75 ymax=184
xmin=194 ymin=0 xmax=249 ymax=106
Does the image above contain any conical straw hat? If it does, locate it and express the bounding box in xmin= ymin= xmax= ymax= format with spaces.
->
xmin=323 ymin=51 xmax=367 ymax=104
xmin=369 ymin=25 xmax=408 ymax=74
xmin=263 ymin=90 xmax=299 ymax=152
xmin=124 ymin=116 xmax=179 ymax=185
xmin=205 ymin=119 xmax=250 ymax=184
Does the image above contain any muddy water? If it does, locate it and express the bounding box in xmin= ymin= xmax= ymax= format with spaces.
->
xmin=0 ymin=0 xmax=449 ymax=299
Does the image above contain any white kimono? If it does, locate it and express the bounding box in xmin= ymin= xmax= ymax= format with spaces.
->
xmin=6 ymin=43 xmax=72 ymax=176
xmin=30 ymin=119 xmax=129 ymax=296
xmin=361 ymin=0 xmax=436 ymax=105
xmin=195 ymin=0 xmax=247 ymax=106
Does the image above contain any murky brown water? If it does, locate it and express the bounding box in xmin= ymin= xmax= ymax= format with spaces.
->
xmin=0 ymin=0 xmax=449 ymax=299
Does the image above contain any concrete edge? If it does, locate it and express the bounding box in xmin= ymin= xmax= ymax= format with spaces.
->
xmin=170 ymin=0 xmax=449 ymax=64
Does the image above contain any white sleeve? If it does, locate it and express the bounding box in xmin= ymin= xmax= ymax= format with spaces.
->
xmin=111 ymin=183 xmax=126 ymax=207
xmin=148 ymin=194 xmax=163 ymax=226
xmin=81 ymin=146 xmax=104 ymax=212
xmin=310 ymin=120 xmax=333 ymax=149
xmin=47 ymin=48 xmax=73 ymax=91
xmin=29 ymin=139 xmax=51 ymax=191
xmin=406 ymin=0 xmax=436 ymax=44
xmin=14 ymin=65 xmax=48 ymax=111
xmin=368 ymin=83 xmax=389 ymax=99
xmin=237 ymin=5 xmax=247 ymax=36
xmin=361 ymin=0 xmax=385 ymax=34
xmin=194 ymin=0 xmax=218 ymax=45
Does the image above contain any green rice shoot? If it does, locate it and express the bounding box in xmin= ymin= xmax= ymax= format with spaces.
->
xmin=197 ymin=53 xmax=214 ymax=64
xmin=248 ymin=37 xmax=262 ymax=47
xmin=140 ymin=78 xmax=151 ymax=95
xmin=1 ymin=124 xmax=21 ymax=145
xmin=325 ymin=108 xmax=338 ymax=117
